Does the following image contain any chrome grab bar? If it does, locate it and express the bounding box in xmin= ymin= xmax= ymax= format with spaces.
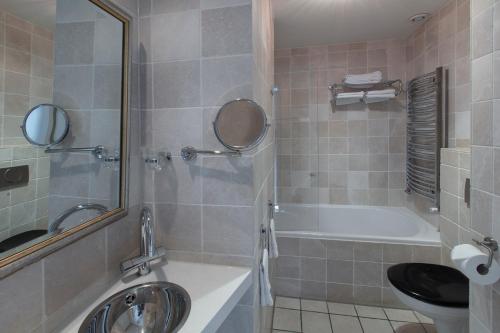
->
xmin=48 ymin=203 xmax=108 ymax=233
xmin=181 ymin=146 xmax=241 ymax=161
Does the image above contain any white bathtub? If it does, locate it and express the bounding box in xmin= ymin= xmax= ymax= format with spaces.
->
xmin=275 ymin=204 xmax=440 ymax=246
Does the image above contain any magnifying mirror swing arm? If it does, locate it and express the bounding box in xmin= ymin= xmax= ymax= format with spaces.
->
xmin=22 ymin=104 xmax=120 ymax=162
xmin=181 ymin=146 xmax=241 ymax=161
xmin=181 ymin=99 xmax=269 ymax=161
xmin=44 ymin=145 xmax=119 ymax=162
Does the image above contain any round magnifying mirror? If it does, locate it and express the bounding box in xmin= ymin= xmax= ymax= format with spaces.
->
xmin=213 ymin=99 xmax=269 ymax=151
xmin=21 ymin=104 xmax=70 ymax=146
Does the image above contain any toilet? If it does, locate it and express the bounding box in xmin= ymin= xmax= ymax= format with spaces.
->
xmin=387 ymin=263 xmax=469 ymax=333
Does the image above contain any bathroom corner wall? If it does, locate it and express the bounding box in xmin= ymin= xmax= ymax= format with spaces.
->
xmin=252 ymin=1 xmax=275 ymax=332
xmin=139 ymin=0 xmax=255 ymax=269
xmin=0 ymin=1 xmax=143 ymax=332
xmin=404 ymin=0 xmax=471 ymax=229
xmin=405 ymin=0 xmax=471 ymax=148
xmin=439 ymin=148 xmax=471 ymax=264
xmin=469 ymin=0 xmax=500 ymax=332
xmin=138 ymin=0 xmax=274 ymax=332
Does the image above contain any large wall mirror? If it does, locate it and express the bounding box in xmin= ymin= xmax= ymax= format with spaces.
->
xmin=0 ymin=0 xmax=129 ymax=267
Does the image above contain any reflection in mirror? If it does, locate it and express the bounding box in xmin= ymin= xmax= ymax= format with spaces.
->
xmin=22 ymin=104 xmax=69 ymax=146
xmin=0 ymin=0 xmax=127 ymax=261
xmin=214 ymin=99 xmax=269 ymax=151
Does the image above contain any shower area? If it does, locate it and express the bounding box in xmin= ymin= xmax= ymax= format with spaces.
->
xmin=274 ymin=41 xmax=410 ymax=221
xmin=271 ymin=41 xmax=444 ymax=304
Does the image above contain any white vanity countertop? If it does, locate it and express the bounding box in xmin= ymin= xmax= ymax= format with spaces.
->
xmin=60 ymin=260 xmax=252 ymax=333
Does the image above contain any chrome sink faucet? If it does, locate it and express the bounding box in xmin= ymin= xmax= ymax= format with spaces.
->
xmin=120 ymin=207 xmax=166 ymax=276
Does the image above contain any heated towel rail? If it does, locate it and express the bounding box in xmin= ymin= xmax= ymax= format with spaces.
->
xmin=405 ymin=67 xmax=448 ymax=211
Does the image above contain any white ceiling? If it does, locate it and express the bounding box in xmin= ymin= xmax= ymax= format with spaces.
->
xmin=272 ymin=0 xmax=449 ymax=49
xmin=0 ymin=0 xmax=56 ymax=30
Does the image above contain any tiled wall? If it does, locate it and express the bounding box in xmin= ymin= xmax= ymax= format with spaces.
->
xmin=49 ymin=0 xmax=124 ymax=228
xmin=0 ymin=147 xmax=50 ymax=242
xmin=439 ymin=148 xmax=471 ymax=265
xmin=0 ymin=206 xmax=141 ymax=333
xmin=0 ymin=11 xmax=53 ymax=242
xmin=0 ymin=0 xmax=144 ymax=332
xmin=138 ymin=0 xmax=274 ymax=332
xmin=140 ymin=0 xmax=257 ymax=272
xmin=405 ymin=0 xmax=471 ymax=148
xmin=469 ymin=0 xmax=500 ymax=332
xmin=274 ymin=39 xmax=407 ymax=206
xmin=401 ymin=0 xmax=472 ymax=229
xmin=252 ymin=0 xmax=275 ymax=332
xmin=271 ymin=237 xmax=441 ymax=309
xmin=0 ymin=12 xmax=54 ymax=146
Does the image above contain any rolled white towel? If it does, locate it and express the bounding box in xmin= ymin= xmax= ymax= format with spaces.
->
xmin=364 ymin=95 xmax=395 ymax=104
xmin=269 ymin=219 xmax=279 ymax=258
xmin=344 ymin=71 xmax=382 ymax=85
xmin=335 ymin=92 xmax=364 ymax=105
xmin=260 ymin=249 xmax=273 ymax=306
xmin=364 ymin=96 xmax=393 ymax=104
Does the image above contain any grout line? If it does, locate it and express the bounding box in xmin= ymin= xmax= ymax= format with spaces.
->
xmin=327 ymin=306 xmax=335 ymax=333
xmin=299 ymin=305 xmax=303 ymax=332
xmin=275 ymin=298 xmax=435 ymax=333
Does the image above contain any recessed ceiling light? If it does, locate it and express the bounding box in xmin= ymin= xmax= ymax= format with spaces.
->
xmin=409 ymin=13 xmax=430 ymax=23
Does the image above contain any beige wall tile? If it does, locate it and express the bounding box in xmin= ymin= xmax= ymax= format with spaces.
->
xmin=201 ymin=5 xmax=251 ymax=57
xmin=472 ymin=7 xmax=493 ymax=59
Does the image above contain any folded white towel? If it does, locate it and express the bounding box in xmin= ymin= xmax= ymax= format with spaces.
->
xmin=335 ymin=92 xmax=364 ymax=105
xmin=344 ymin=71 xmax=382 ymax=85
xmin=260 ymin=249 xmax=273 ymax=306
xmin=269 ymin=219 xmax=279 ymax=258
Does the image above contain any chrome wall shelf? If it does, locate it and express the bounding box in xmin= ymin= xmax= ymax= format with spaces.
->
xmin=328 ymin=79 xmax=403 ymax=110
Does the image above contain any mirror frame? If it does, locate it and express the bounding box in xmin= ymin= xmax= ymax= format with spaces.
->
xmin=0 ymin=0 xmax=130 ymax=273
xmin=21 ymin=103 xmax=70 ymax=147
xmin=213 ymin=98 xmax=269 ymax=151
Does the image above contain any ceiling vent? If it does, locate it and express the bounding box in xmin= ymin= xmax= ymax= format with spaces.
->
xmin=409 ymin=13 xmax=430 ymax=23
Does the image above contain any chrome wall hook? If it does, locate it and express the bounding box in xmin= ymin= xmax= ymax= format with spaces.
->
xmin=145 ymin=151 xmax=172 ymax=170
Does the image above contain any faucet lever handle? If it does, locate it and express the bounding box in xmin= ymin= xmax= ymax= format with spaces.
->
xmin=120 ymin=247 xmax=167 ymax=274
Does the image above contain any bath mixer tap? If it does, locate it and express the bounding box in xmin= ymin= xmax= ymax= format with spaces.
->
xmin=120 ymin=207 xmax=166 ymax=276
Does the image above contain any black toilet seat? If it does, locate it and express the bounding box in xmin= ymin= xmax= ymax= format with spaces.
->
xmin=387 ymin=263 xmax=469 ymax=308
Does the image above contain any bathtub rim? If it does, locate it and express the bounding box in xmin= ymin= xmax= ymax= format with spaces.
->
xmin=275 ymin=203 xmax=441 ymax=246
xmin=275 ymin=230 xmax=441 ymax=246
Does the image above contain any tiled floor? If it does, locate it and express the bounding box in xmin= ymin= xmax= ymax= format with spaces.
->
xmin=272 ymin=297 xmax=436 ymax=333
